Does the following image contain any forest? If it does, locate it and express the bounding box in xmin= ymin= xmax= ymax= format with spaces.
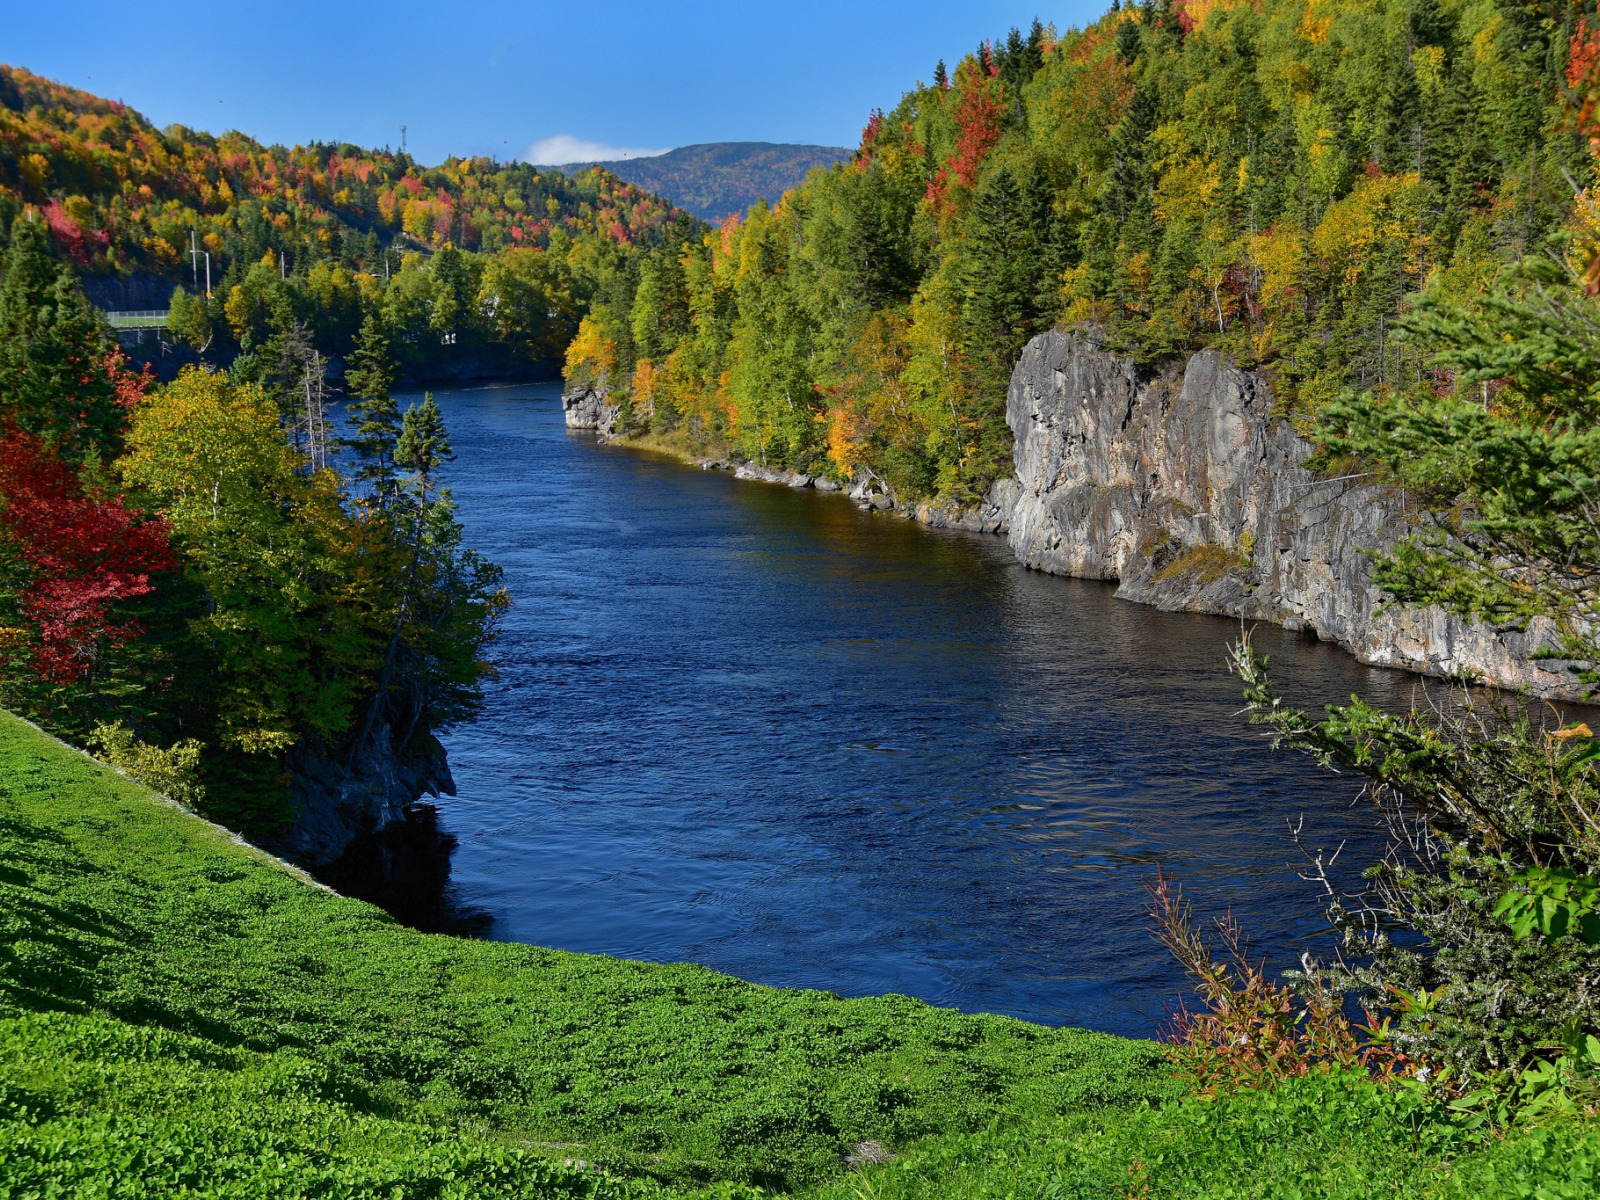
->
xmin=0 ymin=209 xmax=510 ymax=832
xmin=0 ymin=62 xmax=689 ymax=378
xmin=0 ymin=59 xmax=703 ymax=825
xmin=567 ymin=0 xmax=1595 ymax=505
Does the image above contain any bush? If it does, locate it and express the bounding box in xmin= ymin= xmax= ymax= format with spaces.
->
xmin=87 ymin=721 xmax=205 ymax=809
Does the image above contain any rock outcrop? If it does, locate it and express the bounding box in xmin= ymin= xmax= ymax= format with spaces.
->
xmin=717 ymin=458 xmax=1012 ymax=531
xmin=1004 ymin=329 xmax=1576 ymax=698
xmin=562 ymin=382 xmax=620 ymax=435
xmin=265 ymin=720 xmax=456 ymax=868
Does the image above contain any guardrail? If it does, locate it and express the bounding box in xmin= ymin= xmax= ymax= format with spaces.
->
xmin=104 ymin=310 xmax=170 ymax=330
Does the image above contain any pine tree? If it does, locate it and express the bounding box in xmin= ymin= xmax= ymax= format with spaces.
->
xmin=345 ymin=312 xmax=403 ymax=503
xmin=0 ymin=213 xmax=120 ymax=461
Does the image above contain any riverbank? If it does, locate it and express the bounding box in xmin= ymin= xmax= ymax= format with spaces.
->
xmin=564 ymin=392 xmax=1013 ymax=534
xmin=4 ymin=707 xmax=1596 ymax=1197
xmin=567 ymin=327 xmax=1578 ymax=701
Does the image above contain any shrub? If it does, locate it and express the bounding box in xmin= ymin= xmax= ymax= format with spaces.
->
xmin=87 ymin=721 xmax=205 ymax=808
xmin=1228 ymin=635 xmax=1600 ymax=1116
xmin=1148 ymin=869 xmax=1413 ymax=1096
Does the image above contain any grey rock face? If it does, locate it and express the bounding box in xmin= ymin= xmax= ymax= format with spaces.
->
xmin=1004 ymin=329 xmax=1576 ymax=698
xmin=562 ymin=383 xmax=621 ymax=436
xmin=912 ymin=480 xmax=1017 ymax=535
xmin=734 ymin=462 xmax=808 ymax=486
xmin=266 ymin=722 xmax=457 ymax=867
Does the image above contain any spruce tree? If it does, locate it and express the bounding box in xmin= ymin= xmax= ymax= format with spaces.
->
xmin=0 ymin=214 xmax=120 ymax=461
xmin=396 ymin=393 xmax=453 ymax=505
xmin=345 ymin=312 xmax=404 ymax=502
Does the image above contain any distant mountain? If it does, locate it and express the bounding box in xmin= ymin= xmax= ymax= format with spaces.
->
xmin=565 ymin=142 xmax=852 ymax=223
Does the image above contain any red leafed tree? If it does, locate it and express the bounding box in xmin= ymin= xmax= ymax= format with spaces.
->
xmin=0 ymin=426 xmax=172 ymax=688
xmin=925 ymin=57 xmax=1007 ymax=214
xmin=107 ymin=349 xmax=155 ymax=412
xmin=1571 ymin=17 xmax=1600 ymax=89
xmin=42 ymin=200 xmax=109 ymax=266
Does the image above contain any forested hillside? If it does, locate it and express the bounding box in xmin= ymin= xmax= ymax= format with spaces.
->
xmin=0 ymin=211 xmax=509 ymax=836
xmin=0 ymin=63 xmax=692 ymax=377
xmin=0 ymin=64 xmax=680 ymax=270
xmin=566 ymin=0 xmax=1595 ymax=505
xmin=0 ymin=61 xmax=718 ymax=870
xmin=567 ymin=143 xmax=852 ymax=221
xmin=5 ymin=5 xmax=1600 ymax=1193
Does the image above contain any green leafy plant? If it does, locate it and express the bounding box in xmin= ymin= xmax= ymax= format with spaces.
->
xmin=1231 ymin=638 xmax=1600 ymax=1086
xmin=1496 ymin=866 xmax=1600 ymax=945
xmin=87 ymin=721 xmax=204 ymax=809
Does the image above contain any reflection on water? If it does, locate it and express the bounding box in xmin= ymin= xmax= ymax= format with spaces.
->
xmin=418 ymin=381 xmax=1453 ymax=1036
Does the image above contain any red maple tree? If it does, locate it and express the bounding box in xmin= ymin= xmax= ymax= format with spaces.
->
xmin=925 ymin=55 xmax=1007 ymax=214
xmin=0 ymin=426 xmax=173 ymax=684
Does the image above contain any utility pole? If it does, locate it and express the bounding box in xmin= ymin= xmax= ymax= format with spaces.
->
xmin=280 ymin=250 xmax=286 ymax=280
xmin=190 ymin=230 xmax=200 ymax=291
xmin=204 ymin=251 xmax=211 ymax=298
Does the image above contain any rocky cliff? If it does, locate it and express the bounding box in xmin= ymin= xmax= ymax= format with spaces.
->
xmin=264 ymin=720 xmax=456 ymax=868
xmin=560 ymin=331 xmax=1571 ymax=697
xmin=562 ymin=382 xmax=620 ymax=435
xmin=1003 ymin=329 xmax=1576 ymax=699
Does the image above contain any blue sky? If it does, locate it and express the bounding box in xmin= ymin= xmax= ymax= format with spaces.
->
xmin=8 ymin=1 xmax=1104 ymax=165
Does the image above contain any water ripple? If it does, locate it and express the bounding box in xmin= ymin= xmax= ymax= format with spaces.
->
xmin=424 ymin=381 xmax=1419 ymax=1035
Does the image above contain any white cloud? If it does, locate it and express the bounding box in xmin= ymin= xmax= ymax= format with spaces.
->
xmin=523 ymin=135 xmax=669 ymax=165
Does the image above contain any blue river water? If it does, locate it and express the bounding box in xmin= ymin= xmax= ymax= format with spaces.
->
xmin=416 ymin=380 xmax=1417 ymax=1038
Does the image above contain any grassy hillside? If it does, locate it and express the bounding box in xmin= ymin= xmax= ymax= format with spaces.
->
xmin=565 ymin=143 xmax=850 ymax=222
xmin=0 ymin=709 xmax=1173 ymax=1194
xmin=3 ymin=708 xmax=1599 ymax=1197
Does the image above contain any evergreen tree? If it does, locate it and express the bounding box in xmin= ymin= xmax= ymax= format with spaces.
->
xmin=630 ymin=249 xmax=691 ymax=362
xmin=1115 ymin=16 xmax=1140 ymax=64
xmin=957 ymin=165 xmax=1056 ymax=477
xmin=358 ymin=391 xmax=503 ymax=755
xmin=397 ymin=393 xmax=453 ymax=504
xmin=345 ymin=312 xmax=404 ymax=503
xmin=960 ymin=165 xmax=1049 ymax=390
xmin=0 ymin=214 xmax=120 ymax=461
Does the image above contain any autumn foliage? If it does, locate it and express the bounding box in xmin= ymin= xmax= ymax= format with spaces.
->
xmin=0 ymin=424 xmax=171 ymax=685
xmin=0 ymin=63 xmax=682 ymax=276
xmin=925 ymin=55 xmax=1006 ymax=213
xmin=1148 ymin=870 xmax=1417 ymax=1097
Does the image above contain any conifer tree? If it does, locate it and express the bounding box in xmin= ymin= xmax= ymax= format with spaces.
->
xmin=0 ymin=214 xmax=120 ymax=461
xmin=397 ymin=393 xmax=453 ymax=505
xmin=345 ymin=312 xmax=404 ymax=503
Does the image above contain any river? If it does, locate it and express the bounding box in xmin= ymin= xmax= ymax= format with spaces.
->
xmin=416 ymin=380 xmax=1417 ymax=1038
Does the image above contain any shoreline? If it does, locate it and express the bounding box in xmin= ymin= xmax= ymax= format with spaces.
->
xmin=562 ymin=333 xmax=1582 ymax=703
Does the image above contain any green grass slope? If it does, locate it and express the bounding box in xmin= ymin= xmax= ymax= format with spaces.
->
xmin=1 ymin=708 xmax=1598 ymax=1198
xmin=0 ymin=711 xmax=1171 ymax=1195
